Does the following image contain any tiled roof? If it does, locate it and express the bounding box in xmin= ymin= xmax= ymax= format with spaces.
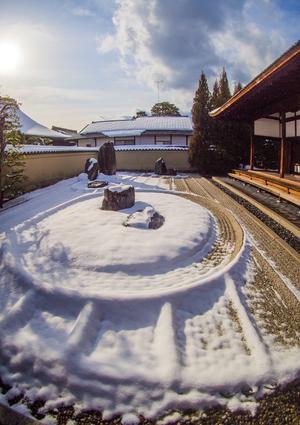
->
xmin=18 ymin=144 xmax=188 ymax=155
xmin=80 ymin=116 xmax=192 ymax=135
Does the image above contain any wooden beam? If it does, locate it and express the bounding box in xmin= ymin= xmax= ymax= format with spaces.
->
xmin=250 ymin=121 xmax=254 ymax=170
xmin=279 ymin=112 xmax=286 ymax=178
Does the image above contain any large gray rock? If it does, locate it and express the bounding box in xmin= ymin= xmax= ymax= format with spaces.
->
xmin=154 ymin=157 xmax=167 ymax=175
xmin=98 ymin=142 xmax=116 ymax=175
xmin=102 ymin=185 xmax=135 ymax=211
xmin=85 ymin=158 xmax=99 ymax=181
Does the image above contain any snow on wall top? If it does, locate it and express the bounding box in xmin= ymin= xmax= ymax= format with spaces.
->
xmin=80 ymin=116 xmax=193 ymax=135
xmin=17 ymin=109 xmax=66 ymax=139
xmin=19 ymin=144 xmax=188 ymax=154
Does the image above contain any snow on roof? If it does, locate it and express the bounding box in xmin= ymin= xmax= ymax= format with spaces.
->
xmin=80 ymin=116 xmax=192 ymax=135
xmin=102 ymin=129 xmax=145 ymax=137
xmin=17 ymin=109 xmax=66 ymax=139
xmin=19 ymin=144 xmax=188 ymax=154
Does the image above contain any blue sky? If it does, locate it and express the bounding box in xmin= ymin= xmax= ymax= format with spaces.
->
xmin=0 ymin=0 xmax=299 ymax=130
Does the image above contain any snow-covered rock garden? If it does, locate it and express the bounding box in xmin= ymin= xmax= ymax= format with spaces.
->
xmin=0 ymin=172 xmax=299 ymax=423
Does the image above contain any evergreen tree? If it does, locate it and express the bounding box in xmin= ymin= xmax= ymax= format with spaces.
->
xmin=233 ymin=81 xmax=243 ymax=95
xmin=210 ymin=79 xmax=221 ymax=110
xmin=189 ymin=71 xmax=212 ymax=172
xmin=191 ymin=71 xmax=210 ymax=134
xmin=215 ymin=71 xmax=249 ymax=170
xmin=151 ymin=102 xmax=180 ymax=116
xmin=0 ymin=96 xmax=24 ymax=207
xmin=218 ymin=67 xmax=231 ymax=104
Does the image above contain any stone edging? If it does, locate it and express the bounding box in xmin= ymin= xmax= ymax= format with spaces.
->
xmin=212 ymin=177 xmax=300 ymax=254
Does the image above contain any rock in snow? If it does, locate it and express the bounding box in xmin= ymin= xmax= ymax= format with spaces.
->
xmin=154 ymin=157 xmax=168 ymax=176
xmin=98 ymin=142 xmax=116 ymax=175
xmin=124 ymin=206 xmax=164 ymax=229
xmin=84 ymin=158 xmax=99 ymax=181
xmin=102 ymin=185 xmax=135 ymax=211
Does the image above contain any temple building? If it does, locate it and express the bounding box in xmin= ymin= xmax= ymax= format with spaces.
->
xmin=210 ymin=41 xmax=300 ymax=178
xmin=70 ymin=116 xmax=192 ymax=148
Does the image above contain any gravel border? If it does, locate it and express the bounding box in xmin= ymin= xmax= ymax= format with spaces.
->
xmin=212 ymin=180 xmax=300 ymax=253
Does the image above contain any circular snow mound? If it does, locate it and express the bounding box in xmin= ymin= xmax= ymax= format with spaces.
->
xmin=10 ymin=192 xmax=217 ymax=298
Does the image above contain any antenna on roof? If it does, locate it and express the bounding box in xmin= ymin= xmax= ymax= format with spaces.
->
xmin=155 ymin=80 xmax=163 ymax=103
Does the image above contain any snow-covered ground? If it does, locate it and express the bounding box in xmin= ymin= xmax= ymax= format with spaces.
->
xmin=0 ymin=172 xmax=299 ymax=422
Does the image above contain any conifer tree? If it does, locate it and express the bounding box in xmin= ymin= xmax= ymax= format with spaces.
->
xmin=210 ymin=79 xmax=221 ymax=110
xmin=218 ymin=67 xmax=231 ymax=104
xmin=233 ymin=81 xmax=243 ymax=95
xmin=189 ymin=71 xmax=211 ymax=172
xmin=191 ymin=71 xmax=210 ymax=134
xmin=0 ymin=96 xmax=24 ymax=207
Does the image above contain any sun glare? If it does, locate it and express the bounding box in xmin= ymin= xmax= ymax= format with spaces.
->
xmin=0 ymin=41 xmax=22 ymax=74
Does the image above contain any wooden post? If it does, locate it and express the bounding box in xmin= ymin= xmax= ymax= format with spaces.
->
xmin=279 ymin=112 xmax=286 ymax=178
xmin=249 ymin=121 xmax=254 ymax=170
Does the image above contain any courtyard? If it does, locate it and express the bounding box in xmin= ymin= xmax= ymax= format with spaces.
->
xmin=0 ymin=172 xmax=299 ymax=424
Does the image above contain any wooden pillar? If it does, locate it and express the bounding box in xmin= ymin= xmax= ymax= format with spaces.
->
xmin=279 ymin=112 xmax=286 ymax=178
xmin=249 ymin=121 xmax=254 ymax=170
xmin=286 ymin=139 xmax=292 ymax=174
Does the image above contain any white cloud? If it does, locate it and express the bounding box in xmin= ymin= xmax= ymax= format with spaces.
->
xmin=96 ymin=0 xmax=292 ymax=109
xmin=72 ymin=7 xmax=94 ymax=17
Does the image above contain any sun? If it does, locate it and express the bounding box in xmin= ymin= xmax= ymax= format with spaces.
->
xmin=0 ymin=41 xmax=22 ymax=74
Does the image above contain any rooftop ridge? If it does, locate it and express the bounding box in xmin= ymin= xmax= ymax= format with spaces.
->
xmin=90 ymin=115 xmax=190 ymax=124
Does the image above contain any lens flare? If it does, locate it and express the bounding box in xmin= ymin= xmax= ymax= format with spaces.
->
xmin=0 ymin=41 xmax=22 ymax=74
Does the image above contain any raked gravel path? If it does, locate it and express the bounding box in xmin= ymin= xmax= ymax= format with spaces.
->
xmin=175 ymin=176 xmax=300 ymax=348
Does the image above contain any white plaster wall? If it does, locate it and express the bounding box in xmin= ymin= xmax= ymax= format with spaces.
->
xmin=254 ymin=118 xmax=280 ymax=137
xmin=155 ymin=135 xmax=171 ymax=142
xmin=297 ymin=120 xmax=300 ymax=137
xmin=77 ymin=138 xmax=96 ymax=147
xmin=286 ymin=121 xmax=296 ymax=137
xmin=286 ymin=112 xmax=295 ymax=118
xmin=96 ymin=137 xmax=111 ymax=147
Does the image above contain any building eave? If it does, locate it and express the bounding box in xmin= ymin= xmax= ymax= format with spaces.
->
xmin=210 ymin=40 xmax=300 ymax=120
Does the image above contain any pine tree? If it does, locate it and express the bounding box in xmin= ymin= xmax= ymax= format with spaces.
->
xmin=189 ymin=71 xmax=211 ymax=172
xmin=191 ymin=71 xmax=210 ymax=134
xmin=210 ymin=79 xmax=221 ymax=110
xmin=233 ymin=81 xmax=243 ymax=95
xmin=215 ymin=71 xmax=249 ymax=171
xmin=210 ymin=69 xmax=248 ymax=174
xmin=0 ymin=96 xmax=24 ymax=207
xmin=218 ymin=67 xmax=231 ymax=105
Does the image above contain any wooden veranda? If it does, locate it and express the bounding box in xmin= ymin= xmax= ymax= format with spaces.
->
xmin=210 ymin=41 xmax=300 ymax=179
